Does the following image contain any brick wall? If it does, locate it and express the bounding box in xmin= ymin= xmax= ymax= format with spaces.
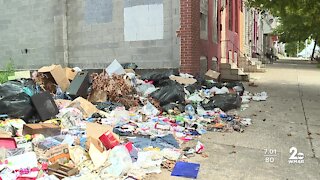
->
xmin=180 ymin=0 xmax=201 ymax=75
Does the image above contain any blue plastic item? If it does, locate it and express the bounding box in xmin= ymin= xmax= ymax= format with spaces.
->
xmin=171 ymin=161 xmax=200 ymax=179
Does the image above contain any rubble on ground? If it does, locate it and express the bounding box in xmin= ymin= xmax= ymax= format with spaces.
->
xmin=0 ymin=63 xmax=268 ymax=179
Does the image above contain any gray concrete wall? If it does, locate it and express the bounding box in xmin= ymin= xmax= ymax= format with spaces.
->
xmin=0 ymin=0 xmax=180 ymax=70
xmin=67 ymin=0 xmax=180 ymax=69
xmin=0 ymin=0 xmax=66 ymax=69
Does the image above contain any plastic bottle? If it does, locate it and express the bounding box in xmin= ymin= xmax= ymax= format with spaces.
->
xmin=185 ymin=104 xmax=195 ymax=119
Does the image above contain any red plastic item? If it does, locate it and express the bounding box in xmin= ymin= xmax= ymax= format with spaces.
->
xmin=99 ymin=131 xmax=119 ymax=150
xmin=125 ymin=142 xmax=133 ymax=152
xmin=0 ymin=138 xmax=17 ymax=149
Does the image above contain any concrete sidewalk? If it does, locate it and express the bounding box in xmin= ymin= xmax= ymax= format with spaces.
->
xmin=152 ymin=62 xmax=320 ymax=179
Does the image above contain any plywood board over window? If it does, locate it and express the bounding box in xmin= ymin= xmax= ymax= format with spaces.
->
xmin=212 ymin=0 xmax=218 ymax=43
xmin=200 ymin=0 xmax=208 ymax=40
xmin=124 ymin=0 xmax=164 ymax=41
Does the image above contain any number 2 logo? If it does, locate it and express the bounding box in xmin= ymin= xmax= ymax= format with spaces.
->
xmin=289 ymin=147 xmax=298 ymax=160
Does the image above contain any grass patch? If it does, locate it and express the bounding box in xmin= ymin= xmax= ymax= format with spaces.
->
xmin=317 ymin=64 xmax=320 ymax=69
xmin=0 ymin=59 xmax=15 ymax=84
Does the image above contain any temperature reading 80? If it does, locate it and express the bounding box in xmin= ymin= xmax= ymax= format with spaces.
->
xmin=264 ymin=149 xmax=277 ymax=163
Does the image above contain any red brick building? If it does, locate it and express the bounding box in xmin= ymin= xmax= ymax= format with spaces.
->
xmin=179 ymin=0 xmax=242 ymax=75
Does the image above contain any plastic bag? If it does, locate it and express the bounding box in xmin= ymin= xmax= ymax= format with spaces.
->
xmin=225 ymin=82 xmax=245 ymax=96
xmin=202 ymin=94 xmax=241 ymax=111
xmin=0 ymin=80 xmax=37 ymax=99
xmin=0 ymin=80 xmax=37 ymax=119
xmin=106 ymin=59 xmax=126 ymax=76
xmin=0 ymin=93 xmax=35 ymax=119
xmin=122 ymin=63 xmax=138 ymax=70
xmin=102 ymin=145 xmax=132 ymax=178
xmin=135 ymin=83 xmax=157 ymax=97
xmin=150 ymin=81 xmax=185 ymax=106
xmin=140 ymin=70 xmax=178 ymax=83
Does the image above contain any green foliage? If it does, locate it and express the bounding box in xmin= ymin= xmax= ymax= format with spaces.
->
xmin=0 ymin=59 xmax=15 ymax=84
xmin=247 ymin=0 xmax=320 ymax=43
xmin=285 ymin=41 xmax=305 ymax=57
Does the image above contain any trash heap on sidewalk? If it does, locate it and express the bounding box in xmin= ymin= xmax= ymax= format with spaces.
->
xmin=0 ymin=60 xmax=268 ymax=179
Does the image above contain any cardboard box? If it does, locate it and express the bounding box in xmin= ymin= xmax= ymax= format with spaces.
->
xmin=23 ymin=124 xmax=61 ymax=137
xmin=0 ymin=129 xmax=12 ymax=138
xmin=38 ymin=65 xmax=70 ymax=92
xmin=36 ymin=143 xmax=70 ymax=164
xmin=67 ymin=97 xmax=99 ymax=118
xmin=205 ymin=70 xmax=220 ymax=81
xmin=86 ymin=122 xmax=119 ymax=152
xmin=169 ymin=75 xmax=197 ymax=85
xmin=48 ymin=163 xmax=79 ymax=179
xmin=65 ymin=68 xmax=78 ymax=81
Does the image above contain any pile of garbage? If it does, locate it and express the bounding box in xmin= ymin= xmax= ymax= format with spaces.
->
xmin=0 ymin=60 xmax=267 ymax=179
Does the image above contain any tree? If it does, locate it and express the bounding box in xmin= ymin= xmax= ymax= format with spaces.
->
xmin=285 ymin=41 xmax=305 ymax=57
xmin=247 ymin=0 xmax=320 ymax=59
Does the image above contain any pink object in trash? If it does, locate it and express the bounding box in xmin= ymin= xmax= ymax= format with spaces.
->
xmin=99 ymin=131 xmax=120 ymax=150
xmin=0 ymin=138 xmax=17 ymax=149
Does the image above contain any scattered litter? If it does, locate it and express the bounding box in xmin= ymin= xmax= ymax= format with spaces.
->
xmin=0 ymin=62 xmax=269 ymax=179
xmin=195 ymin=141 xmax=204 ymax=154
xmin=252 ymin=92 xmax=268 ymax=101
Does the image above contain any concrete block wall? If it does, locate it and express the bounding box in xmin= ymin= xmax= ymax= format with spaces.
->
xmin=67 ymin=0 xmax=180 ymax=69
xmin=0 ymin=0 xmax=66 ymax=69
xmin=0 ymin=0 xmax=180 ymax=70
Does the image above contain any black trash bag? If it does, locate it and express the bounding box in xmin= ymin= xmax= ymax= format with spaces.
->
xmin=0 ymin=80 xmax=38 ymax=119
xmin=0 ymin=92 xmax=35 ymax=119
xmin=225 ymin=82 xmax=245 ymax=96
xmin=200 ymin=80 xmax=225 ymax=89
xmin=122 ymin=63 xmax=138 ymax=70
xmin=162 ymin=103 xmax=185 ymax=113
xmin=140 ymin=70 xmax=178 ymax=83
xmin=94 ymin=101 xmax=124 ymax=112
xmin=0 ymin=81 xmax=25 ymax=100
xmin=201 ymin=94 xmax=241 ymax=111
xmin=150 ymin=80 xmax=185 ymax=106
xmin=0 ymin=79 xmax=38 ymax=100
xmin=183 ymin=76 xmax=205 ymax=94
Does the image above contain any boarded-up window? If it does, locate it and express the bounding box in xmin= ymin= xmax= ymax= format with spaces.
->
xmin=235 ymin=0 xmax=239 ymax=33
xmin=229 ymin=0 xmax=233 ymax=31
xmin=200 ymin=0 xmax=208 ymax=40
xmin=124 ymin=0 xmax=164 ymax=41
xmin=212 ymin=0 xmax=218 ymax=43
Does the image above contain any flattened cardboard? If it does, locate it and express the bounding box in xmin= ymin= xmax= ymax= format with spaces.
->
xmin=169 ymin=75 xmax=197 ymax=85
xmin=0 ymin=129 xmax=11 ymax=138
xmin=205 ymin=70 xmax=220 ymax=80
xmin=23 ymin=124 xmax=61 ymax=137
xmin=38 ymin=65 xmax=70 ymax=92
xmin=7 ymin=71 xmax=31 ymax=80
xmin=67 ymin=97 xmax=99 ymax=118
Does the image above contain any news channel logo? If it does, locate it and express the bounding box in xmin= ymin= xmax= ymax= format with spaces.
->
xmin=264 ymin=147 xmax=304 ymax=164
